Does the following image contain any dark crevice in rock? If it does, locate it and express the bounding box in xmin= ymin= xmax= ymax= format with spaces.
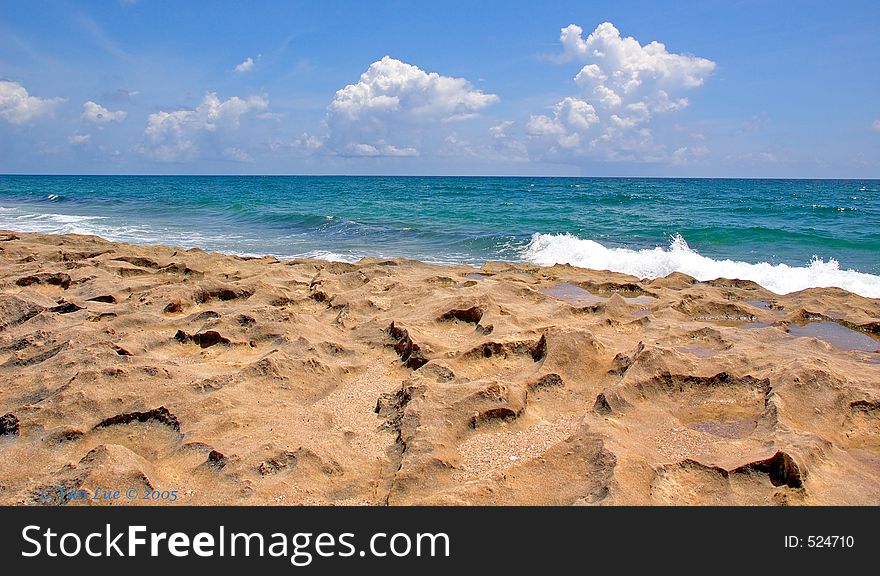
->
xmin=158 ymin=262 xmax=201 ymax=277
xmin=471 ymin=407 xmax=519 ymax=428
xmin=2 ymin=342 xmax=67 ymax=367
xmin=207 ymin=450 xmax=228 ymax=468
xmin=174 ymin=329 xmax=230 ymax=348
xmin=45 ymin=428 xmax=84 ymax=444
xmin=850 ymin=399 xmax=880 ymax=413
xmin=258 ymin=449 xmax=339 ymax=477
xmin=61 ymin=250 xmax=112 ymax=261
xmin=258 ymin=455 xmax=290 ymax=476
xmin=593 ymin=393 xmax=613 ymax=415
xmin=473 ymin=342 xmax=506 ymax=358
xmin=608 ymin=342 xmax=645 ymax=376
xmin=853 ymin=321 xmax=880 ymax=334
xmin=438 ymin=306 xmax=483 ymax=325
xmin=375 ymin=385 xmax=414 ymax=433
xmin=94 ymin=406 xmax=181 ymax=432
xmin=49 ymin=302 xmax=83 ymax=314
xmin=528 ymin=373 xmax=563 ymax=391
xmin=797 ymin=310 xmax=833 ymax=323
xmin=0 ymin=337 xmax=35 ymax=352
xmin=237 ymin=314 xmax=256 ymax=326
xmin=310 ymin=290 xmax=330 ymax=303
xmin=1 ymin=413 xmax=20 ymax=437
xmin=530 ymin=334 xmax=547 ymax=361
xmin=387 ymin=322 xmax=428 ymax=370
xmin=15 ymin=272 xmax=71 ymax=289
xmin=375 ymin=384 xmax=419 ymax=505
xmin=87 ymin=294 xmax=116 ymax=304
xmin=0 ymin=301 xmax=44 ymax=331
xmin=475 ymin=324 xmax=494 ymax=335
xmin=647 ymin=372 xmax=770 ymax=394
xmin=110 ymin=256 xmax=160 ymax=269
xmin=194 ymin=288 xmax=253 ymax=304
xmin=732 ymin=451 xmax=803 ymax=488
xmin=464 ymin=334 xmax=547 ymax=362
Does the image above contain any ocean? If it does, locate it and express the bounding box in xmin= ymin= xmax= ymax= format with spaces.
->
xmin=1 ymin=175 xmax=878 ymax=297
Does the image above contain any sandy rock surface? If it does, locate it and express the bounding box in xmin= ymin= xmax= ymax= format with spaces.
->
xmin=1 ymin=231 xmax=878 ymax=505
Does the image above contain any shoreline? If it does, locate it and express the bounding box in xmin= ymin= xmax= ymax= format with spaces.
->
xmin=3 ymin=175 xmax=879 ymax=298
xmin=1 ymin=230 xmax=878 ymax=505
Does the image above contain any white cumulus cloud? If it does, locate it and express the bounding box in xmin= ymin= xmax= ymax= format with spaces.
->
xmin=143 ymin=92 xmax=267 ymax=162
xmin=528 ymin=22 xmax=715 ymax=161
xmin=526 ymin=97 xmax=599 ymax=148
xmin=873 ymin=119 xmax=880 ymax=131
xmin=0 ymin=80 xmax=65 ymax=125
xmin=234 ymin=55 xmax=261 ymax=74
xmin=82 ymin=100 xmax=127 ymax=124
xmin=317 ymin=56 xmax=498 ymax=156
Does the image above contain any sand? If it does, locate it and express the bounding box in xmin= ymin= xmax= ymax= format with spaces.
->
xmin=0 ymin=230 xmax=878 ymax=505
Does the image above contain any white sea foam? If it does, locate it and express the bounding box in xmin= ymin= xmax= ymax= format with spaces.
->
xmin=1 ymin=211 xmax=112 ymax=235
xmin=34 ymin=213 xmax=108 ymax=224
xmin=521 ymin=232 xmax=880 ymax=298
xmin=293 ymin=250 xmax=359 ymax=263
xmin=0 ymin=209 xmax=166 ymax=249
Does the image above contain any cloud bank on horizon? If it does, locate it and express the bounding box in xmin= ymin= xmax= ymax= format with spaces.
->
xmin=0 ymin=2 xmax=878 ymax=177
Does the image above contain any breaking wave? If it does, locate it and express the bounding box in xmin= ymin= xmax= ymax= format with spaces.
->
xmin=521 ymin=232 xmax=880 ymax=298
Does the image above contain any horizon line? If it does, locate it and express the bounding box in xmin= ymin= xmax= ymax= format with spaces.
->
xmin=1 ymin=173 xmax=878 ymax=181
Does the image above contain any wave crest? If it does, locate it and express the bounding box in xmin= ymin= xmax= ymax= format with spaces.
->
xmin=521 ymin=232 xmax=880 ymax=298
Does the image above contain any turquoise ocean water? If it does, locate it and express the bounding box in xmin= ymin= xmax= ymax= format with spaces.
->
xmin=1 ymin=175 xmax=878 ymax=297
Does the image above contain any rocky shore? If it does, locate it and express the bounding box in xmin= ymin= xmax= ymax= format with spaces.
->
xmin=1 ymin=231 xmax=878 ymax=505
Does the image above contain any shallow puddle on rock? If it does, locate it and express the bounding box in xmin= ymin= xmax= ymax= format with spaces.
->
xmin=689 ymin=418 xmax=756 ymax=438
xmin=464 ymin=273 xmax=487 ymax=280
xmin=632 ymin=309 xmax=653 ymax=318
xmin=544 ymin=283 xmax=605 ymax=306
xmin=747 ymin=300 xmax=784 ymax=316
xmin=626 ymin=295 xmax=656 ymax=305
xmin=704 ymin=318 xmax=763 ymax=327
xmin=545 ymin=283 xmax=656 ymax=307
xmin=788 ymin=321 xmax=880 ymax=352
xmin=676 ymin=344 xmax=720 ymax=358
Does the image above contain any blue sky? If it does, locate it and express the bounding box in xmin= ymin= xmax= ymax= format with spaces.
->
xmin=1 ymin=0 xmax=878 ymax=177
